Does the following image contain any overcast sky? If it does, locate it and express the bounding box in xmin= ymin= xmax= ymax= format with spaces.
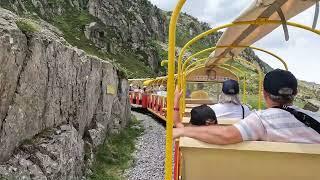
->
xmin=148 ymin=0 xmax=320 ymax=84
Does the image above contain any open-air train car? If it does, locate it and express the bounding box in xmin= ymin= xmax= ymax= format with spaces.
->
xmin=129 ymin=66 xmax=241 ymax=122
xmin=163 ymin=0 xmax=320 ymax=180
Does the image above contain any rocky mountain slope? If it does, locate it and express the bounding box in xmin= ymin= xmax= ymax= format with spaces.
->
xmin=0 ymin=0 xmax=272 ymax=78
xmin=0 ymin=8 xmax=130 ymax=179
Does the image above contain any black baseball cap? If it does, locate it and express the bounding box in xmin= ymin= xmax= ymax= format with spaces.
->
xmin=190 ymin=105 xmax=217 ymax=126
xmin=222 ymin=80 xmax=240 ymax=95
xmin=263 ymin=69 xmax=297 ymax=96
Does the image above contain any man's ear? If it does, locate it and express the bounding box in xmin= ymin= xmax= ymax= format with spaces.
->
xmin=263 ymin=90 xmax=269 ymax=99
xmin=205 ymin=120 xmax=217 ymax=126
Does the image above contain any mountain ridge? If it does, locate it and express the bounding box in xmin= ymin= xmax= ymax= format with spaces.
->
xmin=0 ymin=0 xmax=273 ymax=77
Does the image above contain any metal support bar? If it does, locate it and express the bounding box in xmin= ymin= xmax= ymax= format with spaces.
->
xmin=275 ymin=5 xmax=290 ymax=41
xmin=313 ymin=1 xmax=319 ymax=29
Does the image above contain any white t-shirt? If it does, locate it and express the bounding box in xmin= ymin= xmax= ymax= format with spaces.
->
xmin=157 ymin=91 xmax=167 ymax=97
xmin=233 ymin=107 xmax=320 ymax=143
xmin=210 ymin=103 xmax=251 ymax=119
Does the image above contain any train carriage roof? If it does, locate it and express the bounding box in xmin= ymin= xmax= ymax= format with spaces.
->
xmin=206 ymin=0 xmax=316 ymax=67
xmin=186 ymin=66 xmax=238 ymax=82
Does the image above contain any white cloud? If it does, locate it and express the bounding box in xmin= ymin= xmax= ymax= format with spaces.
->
xmin=148 ymin=0 xmax=320 ymax=83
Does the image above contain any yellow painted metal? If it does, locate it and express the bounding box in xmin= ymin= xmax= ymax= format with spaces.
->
xmin=243 ymin=76 xmax=247 ymax=104
xmin=182 ymin=45 xmax=288 ymax=72
xmin=184 ymin=58 xmax=248 ymax=103
xmin=185 ymin=64 xmax=240 ymax=81
xmin=161 ymin=60 xmax=168 ymax=67
xmin=235 ymin=57 xmax=263 ymax=110
xmin=166 ymin=0 xmax=186 ymax=179
xmin=143 ymin=79 xmax=154 ymax=86
xmin=216 ymin=45 xmax=288 ymax=70
xmin=182 ymin=47 xmax=216 ymax=71
xmin=185 ymin=58 xmax=208 ymax=72
xmin=181 ymin=64 xmax=240 ymax=114
xmin=180 ymin=137 xmax=320 ymax=180
xmin=178 ymin=20 xmax=320 ymax=84
xmin=168 ymin=15 xmax=320 ymax=180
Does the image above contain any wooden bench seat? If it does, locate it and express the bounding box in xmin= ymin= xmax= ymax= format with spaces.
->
xmin=179 ymin=137 xmax=320 ymax=180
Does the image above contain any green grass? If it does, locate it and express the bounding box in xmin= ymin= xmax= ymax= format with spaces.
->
xmin=246 ymin=95 xmax=308 ymax=110
xmin=294 ymin=98 xmax=306 ymax=108
xmin=89 ymin=116 xmax=144 ymax=180
xmin=16 ymin=18 xmax=40 ymax=33
xmin=51 ymin=9 xmax=155 ymax=78
xmin=246 ymin=94 xmax=266 ymax=110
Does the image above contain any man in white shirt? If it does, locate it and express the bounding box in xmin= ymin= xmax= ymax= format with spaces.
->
xmin=157 ymin=85 xmax=167 ymax=96
xmin=210 ymin=80 xmax=251 ymax=119
xmin=173 ymin=69 xmax=320 ymax=144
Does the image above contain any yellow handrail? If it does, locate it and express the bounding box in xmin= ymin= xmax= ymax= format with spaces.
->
xmin=235 ymin=57 xmax=264 ymax=109
xmin=177 ymin=20 xmax=320 ymax=89
xmin=166 ymin=0 xmax=186 ymax=180
xmin=217 ymin=45 xmax=288 ymax=70
xmin=182 ymin=45 xmax=288 ymax=72
xmin=168 ymin=11 xmax=320 ymax=180
xmin=185 ymin=65 xmax=239 ymax=80
xmin=182 ymin=47 xmax=216 ymax=71
xmin=184 ymin=58 xmax=249 ymax=103
xmin=185 ymin=57 xmax=208 ymax=72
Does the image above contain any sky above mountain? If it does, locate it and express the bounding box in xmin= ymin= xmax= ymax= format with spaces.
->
xmin=148 ymin=0 xmax=320 ymax=84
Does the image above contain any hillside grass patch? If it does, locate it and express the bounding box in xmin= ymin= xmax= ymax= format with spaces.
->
xmin=16 ymin=18 xmax=40 ymax=33
xmin=89 ymin=116 xmax=144 ymax=180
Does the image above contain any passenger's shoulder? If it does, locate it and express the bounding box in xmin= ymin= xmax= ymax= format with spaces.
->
xmin=242 ymin=104 xmax=251 ymax=110
xmin=211 ymin=103 xmax=223 ymax=108
xmin=254 ymin=108 xmax=279 ymax=117
xmin=293 ymin=107 xmax=320 ymax=118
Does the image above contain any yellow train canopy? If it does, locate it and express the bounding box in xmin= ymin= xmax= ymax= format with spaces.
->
xmin=206 ymin=0 xmax=316 ymax=66
xmin=186 ymin=66 xmax=238 ymax=82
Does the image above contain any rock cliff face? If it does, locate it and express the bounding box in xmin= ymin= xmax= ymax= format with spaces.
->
xmin=0 ymin=0 xmax=272 ymax=77
xmin=0 ymin=8 xmax=130 ymax=179
xmin=87 ymin=0 xmax=167 ymax=69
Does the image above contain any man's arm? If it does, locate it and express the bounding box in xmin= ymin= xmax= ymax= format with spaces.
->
xmin=173 ymin=125 xmax=243 ymax=145
xmin=174 ymin=86 xmax=184 ymax=128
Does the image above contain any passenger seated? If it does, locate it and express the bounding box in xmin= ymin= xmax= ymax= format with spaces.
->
xmin=129 ymin=84 xmax=134 ymax=92
xmin=157 ymin=85 xmax=167 ymax=96
xmin=190 ymin=84 xmax=209 ymax=99
xmin=173 ymin=69 xmax=320 ymax=144
xmin=174 ymin=87 xmax=217 ymax=128
xmin=210 ymin=80 xmax=251 ymax=119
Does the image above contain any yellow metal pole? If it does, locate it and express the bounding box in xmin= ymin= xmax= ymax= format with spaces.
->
xmin=182 ymin=45 xmax=288 ymax=72
xmin=216 ymin=45 xmax=288 ymax=70
xmin=166 ymin=0 xmax=186 ymax=180
xmin=243 ymin=75 xmax=247 ymax=104
xmin=185 ymin=57 xmax=208 ymax=72
xmin=182 ymin=47 xmax=217 ymax=71
xmin=236 ymin=57 xmax=264 ymax=110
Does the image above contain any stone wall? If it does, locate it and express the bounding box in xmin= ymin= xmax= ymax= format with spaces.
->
xmin=0 ymin=8 xmax=130 ymax=179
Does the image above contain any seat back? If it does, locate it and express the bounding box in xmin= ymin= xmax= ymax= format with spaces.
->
xmin=185 ymin=99 xmax=216 ymax=105
xmin=180 ymin=137 xmax=320 ymax=180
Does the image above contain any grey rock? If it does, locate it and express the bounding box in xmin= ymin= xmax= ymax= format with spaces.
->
xmin=125 ymin=112 xmax=166 ymax=180
xmin=0 ymin=7 xmax=131 ymax=179
xmin=88 ymin=123 xmax=106 ymax=148
xmin=304 ymin=100 xmax=320 ymax=112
